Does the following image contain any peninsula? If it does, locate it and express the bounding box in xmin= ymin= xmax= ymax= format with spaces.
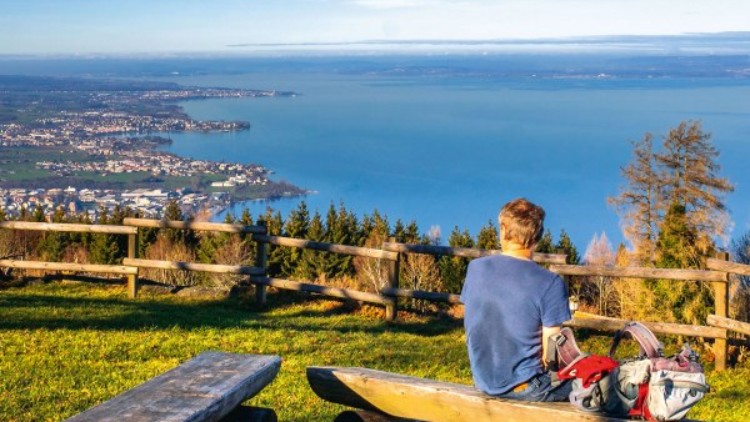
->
xmin=0 ymin=75 xmax=306 ymax=219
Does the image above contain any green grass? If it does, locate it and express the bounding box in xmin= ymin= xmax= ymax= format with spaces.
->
xmin=0 ymin=283 xmax=747 ymax=421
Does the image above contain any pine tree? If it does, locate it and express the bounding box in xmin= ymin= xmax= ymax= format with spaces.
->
xmin=32 ymin=206 xmax=45 ymax=222
xmin=281 ymin=202 xmax=310 ymax=276
xmin=323 ymin=203 xmax=352 ymax=278
xmin=264 ymin=210 xmax=285 ymax=276
xmin=655 ymin=201 xmax=701 ymax=269
xmin=38 ymin=208 xmax=67 ymax=262
xmin=371 ymin=210 xmax=390 ymax=239
xmin=439 ymin=226 xmax=474 ymax=294
xmin=404 ymin=221 xmax=420 ymax=244
xmin=654 ymin=201 xmax=712 ymax=323
xmin=535 ymin=230 xmax=554 ymax=254
xmin=162 ymin=200 xmax=196 ymax=247
xmin=555 ymin=229 xmax=580 ymax=264
xmin=90 ymin=207 xmax=120 ymax=264
xmin=297 ymin=211 xmax=326 ymax=280
xmin=476 ymin=220 xmax=499 ymax=250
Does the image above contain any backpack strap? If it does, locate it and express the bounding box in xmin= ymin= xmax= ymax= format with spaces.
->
xmin=609 ymin=322 xmax=664 ymax=359
xmin=546 ymin=327 xmax=584 ymax=371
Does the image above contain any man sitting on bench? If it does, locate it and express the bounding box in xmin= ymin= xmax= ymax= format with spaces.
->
xmin=461 ymin=198 xmax=572 ymax=402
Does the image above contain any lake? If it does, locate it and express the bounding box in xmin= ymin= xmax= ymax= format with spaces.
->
xmin=157 ymin=68 xmax=750 ymax=250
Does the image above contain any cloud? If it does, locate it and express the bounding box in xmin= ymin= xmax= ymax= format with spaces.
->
xmin=348 ymin=0 xmax=447 ymax=10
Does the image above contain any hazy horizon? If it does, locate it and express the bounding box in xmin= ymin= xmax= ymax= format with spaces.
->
xmin=2 ymin=0 xmax=749 ymax=55
xmin=2 ymin=32 xmax=750 ymax=58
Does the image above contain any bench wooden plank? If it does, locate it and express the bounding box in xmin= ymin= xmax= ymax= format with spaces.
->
xmin=307 ymin=366 xmax=630 ymax=422
xmin=68 ymin=352 xmax=281 ymax=422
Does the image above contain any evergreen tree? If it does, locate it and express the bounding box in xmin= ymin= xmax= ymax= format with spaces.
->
xmin=38 ymin=209 xmax=67 ymax=262
xmin=197 ymin=213 xmax=234 ymax=264
xmin=281 ymin=202 xmax=310 ymax=276
xmin=404 ymin=221 xmax=420 ymax=244
xmin=535 ymin=230 xmax=554 ymax=254
xmin=162 ymin=200 xmax=196 ymax=247
xmin=238 ymin=209 xmax=256 ymax=264
xmin=358 ymin=214 xmax=373 ymax=246
xmin=297 ymin=211 xmax=326 ymax=280
xmin=264 ymin=210 xmax=285 ymax=276
xmin=654 ymin=201 xmax=712 ymax=323
xmin=371 ymin=210 xmax=390 ymax=239
xmin=392 ymin=219 xmax=406 ymax=242
xmin=32 ymin=206 xmax=45 ymax=222
xmin=655 ymin=201 xmax=701 ymax=269
xmin=555 ymin=229 xmax=580 ymax=264
xmin=323 ymin=203 xmax=352 ymax=277
xmin=476 ymin=220 xmax=499 ymax=250
xmin=439 ymin=226 xmax=474 ymax=294
xmin=90 ymin=207 xmax=119 ymax=264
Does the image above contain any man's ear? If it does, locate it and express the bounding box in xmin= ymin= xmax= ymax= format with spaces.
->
xmin=499 ymin=223 xmax=506 ymax=241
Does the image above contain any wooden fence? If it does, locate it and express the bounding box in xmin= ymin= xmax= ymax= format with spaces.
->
xmin=1 ymin=218 xmax=747 ymax=371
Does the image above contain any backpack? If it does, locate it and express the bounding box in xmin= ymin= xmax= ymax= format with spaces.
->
xmin=547 ymin=322 xmax=709 ymax=421
xmin=547 ymin=327 xmax=620 ymax=412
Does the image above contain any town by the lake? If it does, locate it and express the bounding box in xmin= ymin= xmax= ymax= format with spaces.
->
xmin=0 ymin=76 xmax=306 ymax=220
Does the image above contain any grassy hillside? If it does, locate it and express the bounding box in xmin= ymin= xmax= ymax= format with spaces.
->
xmin=0 ymin=283 xmax=747 ymax=421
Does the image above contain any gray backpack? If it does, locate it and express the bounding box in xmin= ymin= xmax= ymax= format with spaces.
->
xmin=605 ymin=322 xmax=709 ymax=421
xmin=548 ymin=322 xmax=709 ymax=421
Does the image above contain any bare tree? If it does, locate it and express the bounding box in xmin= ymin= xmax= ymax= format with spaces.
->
xmin=353 ymin=230 xmax=389 ymax=292
xmin=655 ymin=121 xmax=734 ymax=252
xmin=401 ymin=230 xmax=443 ymax=312
xmin=609 ymin=134 xmax=662 ymax=265
xmin=144 ymin=233 xmax=199 ymax=286
xmin=583 ymin=232 xmax=619 ymax=316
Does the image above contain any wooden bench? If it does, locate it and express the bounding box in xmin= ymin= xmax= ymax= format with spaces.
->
xmin=68 ymin=352 xmax=281 ymax=422
xmin=307 ymin=366 xmax=632 ymax=422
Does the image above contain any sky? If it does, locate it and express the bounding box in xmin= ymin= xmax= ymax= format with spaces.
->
xmin=1 ymin=0 xmax=749 ymax=55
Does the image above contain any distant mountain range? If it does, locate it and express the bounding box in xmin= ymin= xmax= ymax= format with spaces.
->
xmin=227 ymin=32 xmax=750 ymax=55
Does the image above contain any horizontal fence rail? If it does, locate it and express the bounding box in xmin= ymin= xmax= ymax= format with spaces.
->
xmin=0 ymin=259 xmax=138 ymax=275
xmin=0 ymin=221 xmax=137 ymax=235
xmin=706 ymin=258 xmax=750 ymax=277
xmin=253 ymin=235 xmax=398 ymax=260
xmin=123 ymin=258 xmax=264 ymax=276
xmin=250 ymin=276 xmax=393 ymax=305
xmin=123 ymin=218 xmax=266 ymax=234
xmin=548 ymin=264 xmax=729 ymax=283
xmin=566 ymin=313 xmax=726 ymax=339
xmin=708 ymin=315 xmax=750 ymax=336
xmin=381 ymin=242 xmax=567 ymax=265
xmin=381 ymin=287 xmax=462 ymax=304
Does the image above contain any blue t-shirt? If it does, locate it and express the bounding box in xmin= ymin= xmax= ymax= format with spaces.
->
xmin=460 ymin=254 xmax=571 ymax=395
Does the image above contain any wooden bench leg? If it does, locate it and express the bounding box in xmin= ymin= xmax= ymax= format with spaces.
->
xmin=219 ymin=405 xmax=277 ymax=422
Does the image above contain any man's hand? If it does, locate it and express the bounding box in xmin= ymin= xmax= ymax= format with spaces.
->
xmin=542 ymin=325 xmax=562 ymax=369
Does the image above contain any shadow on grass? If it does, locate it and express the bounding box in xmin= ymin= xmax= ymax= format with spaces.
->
xmin=0 ymin=285 xmax=461 ymax=337
xmin=715 ymin=389 xmax=750 ymax=400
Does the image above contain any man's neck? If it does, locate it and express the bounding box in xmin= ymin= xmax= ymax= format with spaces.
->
xmin=501 ymin=245 xmax=534 ymax=261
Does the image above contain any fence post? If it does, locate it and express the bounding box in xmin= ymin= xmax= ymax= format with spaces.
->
xmin=255 ymin=222 xmax=268 ymax=306
xmin=127 ymin=230 xmax=138 ymax=299
xmin=713 ymin=251 xmax=730 ymax=371
xmin=385 ymin=237 xmax=400 ymax=322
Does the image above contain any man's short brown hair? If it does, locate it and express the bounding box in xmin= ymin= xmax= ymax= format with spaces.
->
xmin=498 ymin=198 xmax=545 ymax=249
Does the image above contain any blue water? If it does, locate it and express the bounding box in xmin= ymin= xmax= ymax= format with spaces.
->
xmin=158 ymin=72 xmax=750 ymax=250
